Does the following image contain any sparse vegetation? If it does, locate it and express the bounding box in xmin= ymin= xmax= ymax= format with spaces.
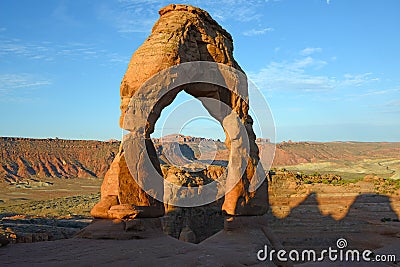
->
xmin=374 ymin=178 xmax=400 ymax=195
xmin=293 ymin=171 xmax=342 ymax=185
xmin=0 ymin=193 xmax=100 ymax=217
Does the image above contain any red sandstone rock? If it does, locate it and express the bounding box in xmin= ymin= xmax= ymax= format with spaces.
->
xmin=92 ymin=4 xmax=268 ymax=219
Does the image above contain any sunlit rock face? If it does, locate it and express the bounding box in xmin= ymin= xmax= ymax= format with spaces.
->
xmin=91 ymin=4 xmax=268 ymax=220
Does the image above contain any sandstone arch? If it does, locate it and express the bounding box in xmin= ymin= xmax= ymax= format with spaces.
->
xmin=90 ymin=4 xmax=269 ymax=220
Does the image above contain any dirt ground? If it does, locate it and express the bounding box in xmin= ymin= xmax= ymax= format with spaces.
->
xmin=1 ymin=175 xmax=399 ymax=266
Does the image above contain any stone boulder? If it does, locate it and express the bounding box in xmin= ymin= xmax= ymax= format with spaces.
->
xmin=0 ymin=234 xmax=9 ymax=247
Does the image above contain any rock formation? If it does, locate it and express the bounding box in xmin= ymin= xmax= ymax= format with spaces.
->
xmin=0 ymin=137 xmax=119 ymax=183
xmin=91 ymin=4 xmax=268 ymax=221
xmin=0 ymin=233 xmax=9 ymax=247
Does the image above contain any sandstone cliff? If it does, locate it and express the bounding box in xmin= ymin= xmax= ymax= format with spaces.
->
xmin=0 ymin=137 xmax=119 ymax=183
xmin=2 ymin=136 xmax=398 ymax=184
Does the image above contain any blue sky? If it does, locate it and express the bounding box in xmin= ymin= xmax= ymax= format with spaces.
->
xmin=0 ymin=0 xmax=399 ymax=142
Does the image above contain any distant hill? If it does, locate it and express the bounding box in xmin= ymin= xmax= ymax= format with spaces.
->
xmin=0 ymin=137 xmax=119 ymax=183
xmin=153 ymin=134 xmax=228 ymax=167
xmin=273 ymin=141 xmax=400 ymax=166
xmin=1 ymin=136 xmax=399 ymax=183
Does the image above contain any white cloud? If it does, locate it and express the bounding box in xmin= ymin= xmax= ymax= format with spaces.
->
xmin=249 ymin=57 xmax=333 ymax=93
xmin=249 ymin=57 xmax=378 ymax=94
xmin=98 ymin=0 xmax=275 ymax=33
xmin=243 ymin=27 xmax=274 ymax=36
xmin=355 ymin=87 xmax=400 ymax=97
xmin=0 ymin=73 xmax=51 ymax=98
xmin=300 ymin=47 xmax=322 ymax=56
xmin=208 ymin=0 xmax=264 ymax=22
xmin=0 ymin=38 xmax=127 ymax=65
xmin=340 ymin=73 xmax=379 ymax=87
xmin=292 ymin=56 xmax=327 ymax=69
xmin=326 ymin=0 xmax=331 ymax=4
xmin=378 ymin=99 xmax=400 ymax=114
xmin=97 ymin=0 xmax=166 ymax=33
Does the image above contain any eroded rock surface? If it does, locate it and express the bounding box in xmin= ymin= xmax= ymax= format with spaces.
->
xmin=92 ymin=4 xmax=268 ymax=220
xmin=0 ymin=137 xmax=118 ymax=183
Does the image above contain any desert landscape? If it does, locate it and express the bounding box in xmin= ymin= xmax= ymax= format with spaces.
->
xmin=1 ymin=136 xmax=400 ymax=265
xmin=1 ymin=1 xmax=399 ymax=266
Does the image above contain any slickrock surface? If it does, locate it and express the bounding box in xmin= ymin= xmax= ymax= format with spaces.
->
xmin=1 ymin=206 xmax=399 ymax=266
xmin=1 ymin=175 xmax=399 ymax=265
xmin=268 ymin=177 xmax=400 ymax=251
xmin=0 ymin=232 xmax=277 ymax=266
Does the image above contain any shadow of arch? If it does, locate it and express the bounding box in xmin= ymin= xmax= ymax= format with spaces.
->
xmin=267 ymin=192 xmax=400 ymax=252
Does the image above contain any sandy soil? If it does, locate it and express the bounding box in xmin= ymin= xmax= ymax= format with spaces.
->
xmin=1 ymin=163 xmax=400 ymax=266
xmin=1 ymin=177 xmax=399 ymax=266
xmin=0 ymin=178 xmax=102 ymax=203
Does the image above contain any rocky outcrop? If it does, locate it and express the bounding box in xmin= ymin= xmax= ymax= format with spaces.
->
xmin=178 ymin=225 xmax=196 ymax=243
xmin=3 ymin=137 xmax=398 ymax=185
xmin=273 ymin=141 xmax=400 ymax=166
xmin=0 ymin=137 xmax=119 ymax=183
xmin=0 ymin=234 xmax=9 ymax=247
xmin=91 ymin=3 xmax=268 ymax=221
xmin=0 ymin=214 xmax=91 ymax=244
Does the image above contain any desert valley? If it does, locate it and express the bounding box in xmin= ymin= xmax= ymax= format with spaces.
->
xmin=1 ymin=2 xmax=400 ymax=266
xmin=1 ymin=136 xmax=400 ymax=265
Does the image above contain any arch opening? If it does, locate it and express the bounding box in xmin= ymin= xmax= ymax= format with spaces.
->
xmin=151 ymin=90 xmax=228 ymax=170
xmin=121 ymin=62 xmax=267 ymax=214
xmin=146 ymin=88 xmax=240 ymax=244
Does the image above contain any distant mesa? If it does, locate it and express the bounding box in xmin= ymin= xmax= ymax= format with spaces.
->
xmin=256 ymin=137 xmax=271 ymax=144
xmin=105 ymin=139 xmax=120 ymax=143
xmin=2 ymin=135 xmax=399 ymax=185
xmin=0 ymin=137 xmax=119 ymax=184
xmin=2 ymin=136 xmax=399 ymax=184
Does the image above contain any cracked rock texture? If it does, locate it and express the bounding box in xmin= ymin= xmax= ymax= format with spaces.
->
xmin=91 ymin=4 xmax=268 ymax=220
